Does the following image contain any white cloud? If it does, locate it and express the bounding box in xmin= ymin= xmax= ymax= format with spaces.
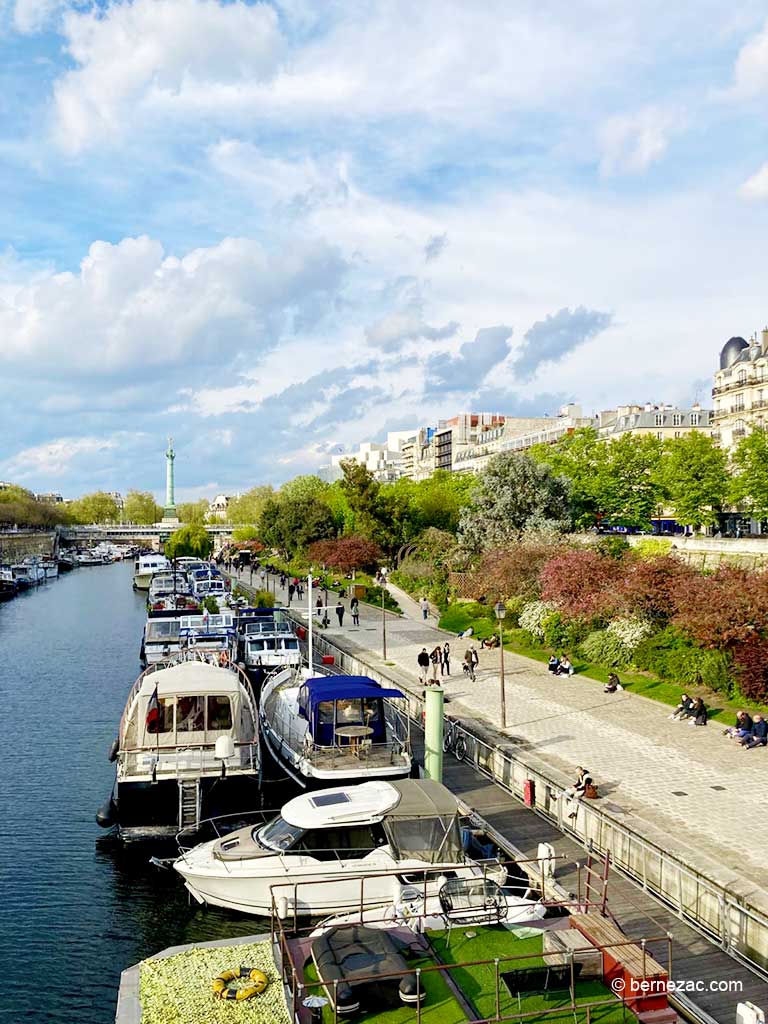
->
xmin=12 ymin=0 xmax=62 ymax=33
xmin=740 ymin=161 xmax=768 ymax=199
xmin=730 ymin=18 xmax=768 ymax=98
xmin=598 ymin=107 xmax=681 ymax=176
xmin=2 ymin=435 xmax=119 ymax=478
xmin=0 ymin=234 xmax=346 ymax=373
xmin=53 ymin=0 xmax=282 ymax=152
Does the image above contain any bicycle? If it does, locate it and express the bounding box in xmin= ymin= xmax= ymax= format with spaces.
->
xmin=443 ymin=716 xmax=468 ymax=760
xmin=462 ymin=660 xmax=476 ymax=683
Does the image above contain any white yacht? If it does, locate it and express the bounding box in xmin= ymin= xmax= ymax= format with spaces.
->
xmin=174 ymin=779 xmax=511 ymax=918
xmin=140 ymin=614 xmax=183 ymax=666
xmin=40 ymin=558 xmax=59 ymax=580
xmin=96 ymin=657 xmax=260 ymax=840
xmin=11 ymin=559 xmax=45 ymax=587
xmin=178 ymin=612 xmax=238 ymax=662
xmin=132 ymin=554 xmax=171 ymax=590
xmin=147 ymin=571 xmax=194 ymax=609
xmin=241 ymin=617 xmax=301 ymax=673
xmin=191 ymin=575 xmax=227 ymax=607
xmin=260 ymin=673 xmax=412 ymax=787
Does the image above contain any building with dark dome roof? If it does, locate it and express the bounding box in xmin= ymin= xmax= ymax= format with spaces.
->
xmin=712 ymin=328 xmax=768 ymax=449
xmin=719 ymin=336 xmax=749 ymax=370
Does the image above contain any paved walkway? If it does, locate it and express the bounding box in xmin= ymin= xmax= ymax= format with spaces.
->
xmin=231 ymin=567 xmax=768 ymax=899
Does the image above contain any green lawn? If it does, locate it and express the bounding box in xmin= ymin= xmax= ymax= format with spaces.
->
xmin=438 ymin=610 xmax=768 ymax=725
xmin=428 ymin=927 xmax=628 ymax=1024
xmin=302 ymin=954 xmax=466 ymax=1024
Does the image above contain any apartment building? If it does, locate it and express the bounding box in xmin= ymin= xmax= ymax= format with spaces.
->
xmin=596 ymin=403 xmax=712 ymax=441
xmin=454 ymin=405 xmax=589 ymax=471
xmin=712 ymin=330 xmax=768 ymax=449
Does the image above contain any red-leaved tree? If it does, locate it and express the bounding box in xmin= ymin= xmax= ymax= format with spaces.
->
xmin=672 ymin=566 xmax=768 ymax=650
xmin=539 ymin=548 xmax=624 ymax=621
xmin=731 ymin=636 xmax=768 ymax=704
xmin=618 ymin=555 xmax=696 ymax=623
xmin=307 ymin=535 xmax=383 ymax=574
xmin=472 ymin=540 xmax=564 ymax=601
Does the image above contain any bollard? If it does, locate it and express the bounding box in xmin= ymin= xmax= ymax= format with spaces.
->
xmin=424 ymin=686 xmax=444 ymax=783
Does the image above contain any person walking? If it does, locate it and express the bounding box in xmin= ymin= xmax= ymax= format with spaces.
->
xmin=471 ymin=646 xmax=479 ymax=673
xmin=417 ymin=648 xmax=430 ymax=684
xmin=288 ymin=583 xmax=295 ymax=605
xmin=350 ymin=595 xmax=360 ymax=625
xmin=420 ymin=596 xmax=429 ymax=621
xmin=335 ymin=601 xmax=345 ymax=627
xmin=429 ymin=645 xmax=441 ymax=682
xmin=442 ymin=642 xmax=450 ymax=675
xmin=316 ymin=597 xmax=323 ymax=619
xmin=463 ymin=648 xmax=476 ymax=682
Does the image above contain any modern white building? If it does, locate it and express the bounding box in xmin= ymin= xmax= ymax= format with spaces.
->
xmin=321 ymin=430 xmax=416 ymax=483
xmin=208 ymin=494 xmax=231 ymax=519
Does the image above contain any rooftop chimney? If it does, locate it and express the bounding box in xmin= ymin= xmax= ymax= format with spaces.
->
xmin=762 ymin=326 xmax=768 ymax=354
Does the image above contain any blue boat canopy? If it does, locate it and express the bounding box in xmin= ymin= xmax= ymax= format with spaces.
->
xmin=298 ymin=676 xmax=406 ymax=746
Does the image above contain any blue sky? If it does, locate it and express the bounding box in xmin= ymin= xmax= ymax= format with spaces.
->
xmin=2 ymin=0 xmax=768 ymax=500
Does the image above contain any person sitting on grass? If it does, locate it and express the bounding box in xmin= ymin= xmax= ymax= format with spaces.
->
xmin=688 ymin=697 xmax=708 ymax=727
xmin=668 ymin=694 xmax=694 ymax=720
xmin=480 ymin=633 xmax=499 ymax=649
xmin=548 ymin=655 xmax=560 ymax=674
xmin=741 ymin=714 xmax=768 ymax=749
xmin=555 ymin=656 xmax=574 ymax=676
xmin=604 ymin=672 xmax=623 ymax=694
xmin=723 ymin=710 xmax=753 ymax=741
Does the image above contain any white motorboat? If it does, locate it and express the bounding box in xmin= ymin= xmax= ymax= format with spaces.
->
xmin=140 ymin=613 xmax=183 ymax=665
xmin=40 ymin=558 xmax=59 ymax=580
xmin=96 ymin=656 xmax=260 ymax=840
xmin=240 ymin=613 xmax=301 ymax=673
xmin=132 ymin=554 xmax=171 ymax=590
xmin=260 ymin=673 xmax=412 ymax=787
xmin=178 ymin=612 xmax=237 ymax=662
xmin=147 ymin=571 xmax=192 ymax=606
xmin=11 ymin=559 xmax=45 ymax=587
xmin=174 ymin=779 xmax=513 ymax=918
xmin=0 ymin=568 xmax=18 ymax=601
xmin=191 ymin=575 xmax=227 ymax=607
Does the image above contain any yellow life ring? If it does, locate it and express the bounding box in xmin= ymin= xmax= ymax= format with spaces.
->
xmin=212 ymin=966 xmax=269 ymax=1001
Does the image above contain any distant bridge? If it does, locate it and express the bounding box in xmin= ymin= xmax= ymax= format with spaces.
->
xmin=59 ymin=523 xmax=236 ymax=550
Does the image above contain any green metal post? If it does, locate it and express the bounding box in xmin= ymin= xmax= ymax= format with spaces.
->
xmin=424 ymin=686 xmax=444 ymax=783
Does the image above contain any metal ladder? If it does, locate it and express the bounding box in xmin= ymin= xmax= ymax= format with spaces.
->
xmin=178 ymin=779 xmax=200 ymax=830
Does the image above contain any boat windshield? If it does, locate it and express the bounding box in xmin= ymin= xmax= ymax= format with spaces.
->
xmin=256 ymin=816 xmax=306 ymax=852
xmin=146 ymin=620 xmax=180 ymax=640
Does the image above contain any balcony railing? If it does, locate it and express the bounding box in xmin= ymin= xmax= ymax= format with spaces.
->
xmin=733 ymin=428 xmax=746 ymax=438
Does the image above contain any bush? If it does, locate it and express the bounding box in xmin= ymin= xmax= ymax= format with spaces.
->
xmin=519 ymin=600 xmax=557 ymax=641
xmin=596 ymin=535 xmax=631 ymax=560
xmin=504 ymin=595 xmax=526 ymax=627
xmin=251 ymin=589 xmax=275 ymax=608
xmin=580 ymin=629 xmax=633 ymax=668
xmin=633 ymin=537 xmax=673 ymax=559
xmin=540 ymin=548 xmax=623 ymax=622
xmin=439 ymin=606 xmax=473 ymax=633
xmin=606 ymin=615 xmax=653 ymax=652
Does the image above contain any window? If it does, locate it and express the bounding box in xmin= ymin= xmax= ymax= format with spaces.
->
xmin=207 ymin=695 xmax=232 ymax=730
xmin=257 ymin=816 xmax=305 ymax=852
xmin=155 ymin=697 xmax=175 ymax=733
xmin=655 ymin=414 xmax=664 ymax=426
xmin=738 ymin=370 xmax=748 ymax=384
xmin=176 ymin=695 xmax=204 ymax=732
xmin=675 ymin=431 xmax=682 ymax=438
xmin=673 ymin=414 xmax=683 ymax=426
xmin=690 ymin=413 xmax=700 ymax=426
xmin=317 ymin=701 xmax=335 ymax=724
xmin=657 ymin=431 xmax=663 ymax=440
xmin=336 ymin=699 xmax=363 ymax=724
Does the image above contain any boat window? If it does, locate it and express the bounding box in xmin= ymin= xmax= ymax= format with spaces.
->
xmin=336 ymin=699 xmax=363 ymax=725
xmin=176 ymin=696 xmax=204 ymax=732
xmin=317 ymin=701 xmax=335 ymax=724
xmin=146 ymin=621 xmax=179 ymax=640
xmin=153 ymin=697 xmax=175 ymax=734
xmin=207 ymin=696 xmax=232 ymax=730
xmin=299 ymin=825 xmax=383 ymax=860
xmin=257 ymin=816 xmax=305 ymax=852
xmin=363 ymin=699 xmax=381 ymax=724
xmin=284 ymin=639 xmax=299 ymax=650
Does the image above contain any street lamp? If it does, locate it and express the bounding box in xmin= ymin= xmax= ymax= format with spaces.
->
xmin=380 ymin=566 xmax=389 ymax=659
xmin=494 ymin=600 xmax=507 ymax=730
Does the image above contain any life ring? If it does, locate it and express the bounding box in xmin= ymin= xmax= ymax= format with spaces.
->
xmin=212 ymin=966 xmax=268 ymax=1000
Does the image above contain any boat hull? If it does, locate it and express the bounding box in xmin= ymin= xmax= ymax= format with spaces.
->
xmin=113 ymin=773 xmax=262 ymax=840
xmin=132 ymin=572 xmax=154 ymax=590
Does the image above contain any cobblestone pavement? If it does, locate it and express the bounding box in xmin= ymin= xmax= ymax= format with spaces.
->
xmin=232 ymin=567 xmax=768 ymax=890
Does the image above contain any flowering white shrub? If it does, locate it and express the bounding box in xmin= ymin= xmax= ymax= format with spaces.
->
xmin=519 ymin=600 xmax=557 ymax=640
xmin=606 ymin=615 xmax=652 ymax=653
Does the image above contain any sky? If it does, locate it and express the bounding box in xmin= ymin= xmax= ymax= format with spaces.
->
xmin=2 ymin=0 xmax=768 ymax=500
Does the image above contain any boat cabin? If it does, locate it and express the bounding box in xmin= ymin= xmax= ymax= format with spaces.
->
xmin=298 ymin=677 xmax=406 ymax=748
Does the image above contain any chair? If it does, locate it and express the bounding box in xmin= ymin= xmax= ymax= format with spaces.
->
xmin=437 ymin=877 xmax=508 ymax=939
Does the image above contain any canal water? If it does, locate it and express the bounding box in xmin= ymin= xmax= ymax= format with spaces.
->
xmin=0 ymin=561 xmax=275 ymax=1024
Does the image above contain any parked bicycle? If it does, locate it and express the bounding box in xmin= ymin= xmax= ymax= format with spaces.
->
xmin=443 ymin=716 xmax=468 ymax=760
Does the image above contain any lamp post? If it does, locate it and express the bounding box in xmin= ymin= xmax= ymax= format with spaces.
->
xmin=380 ymin=567 xmax=389 ymax=659
xmin=494 ymin=600 xmax=507 ymax=730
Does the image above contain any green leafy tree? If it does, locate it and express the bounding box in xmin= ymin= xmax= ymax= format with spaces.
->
xmin=596 ymin=434 xmax=664 ymax=529
xmin=458 ymin=452 xmax=572 ymax=553
xmin=258 ymin=494 xmax=335 ymax=555
xmin=730 ymin=428 xmax=768 ymax=521
xmin=164 ymin=524 xmax=213 ymax=560
xmin=177 ymin=499 xmax=209 ymax=524
xmin=70 ymin=491 xmax=120 ymax=524
xmin=339 ymin=460 xmax=384 ymax=541
xmin=0 ymin=485 xmax=69 ymax=527
xmin=278 ymin=475 xmax=329 ymax=504
xmin=529 ymin=428 xmax=607 ymax=527
xmin=324 ymin=481 xmax=356 ymax=534
xmin=232 ymin=526 xmax=260 ymax=541
xmin=227 ymin=486 xmax=275 ymax=525
xmin=660 ymin=433 xmax=729 ymax=528
xmin=123 ymin=489 xmax=162 ymax=525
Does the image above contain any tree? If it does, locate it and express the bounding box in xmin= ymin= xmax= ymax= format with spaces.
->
xmin=69 ymin=491 xmax=120 ymax=524
xmin=259 ymin=494 xmax=336 ymax=556
xmin=232 ymin=527 xmax=260 ymax=541
xmin=227 ymin=486 xmax=275 ymax=525
xmin=177 ymin=499 xmax=209 ymax=524
xmin=529 ymin=428 xmax=607 ymax=528
xmin=618 ymin=554 xmax=696 ymax=624
xmin=0 ymin=485 xmax=68 ymax=527
xmin=339 ymin=460 xmax=382 ymax=539
xmin=123 ymin=489 xmax=162 ymax=525
xmin=660 ymin=433 xmax=729 ymax=528
xmin=474 ymin=538 xmax=563 ymax=602
xmin=278 ymin=475 xmax=329 ymax=504
xmin=539 ymin=548 xmax=624 ymax=621
xmin=307 ymin=535 xmax=383 ymax=573
xmin=596 ymin=434 xmax=664 ymax=529
xmin=730 ymin=428 xmax=768 ymax=521
xmin=458 ymin=452 xmax=572 ymax=553
xmin=164 ymin=524 xmax=213 ymax=560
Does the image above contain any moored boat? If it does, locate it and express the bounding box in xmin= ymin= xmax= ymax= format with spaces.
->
xmin=132 ymin=554 xmax=171 ymax=590
xmin=260 ymin=672 xmax=412 ymax=788
xmin=96 ymin=656 xmax=261 ymax=840
xmin=0 ymin=568 xmax=18 ymax=601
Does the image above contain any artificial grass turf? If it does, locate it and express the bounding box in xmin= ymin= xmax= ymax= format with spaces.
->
xmin=302 ymin=955 xmax=466 ymax=1024
xmin=428 ymin=927 xmax=628 ymax=1024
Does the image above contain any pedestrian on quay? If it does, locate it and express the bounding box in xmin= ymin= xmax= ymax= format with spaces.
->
xmin=316 ymin=596 xmax=323 ymax=619
xmin=351 ymin=595 xmax=360 ymax=625
xmin=297 ymin=581 xmax=304 ymax=600
xmin=429 ymin=645 xmax=441 ymax=682
xmin=463 ymin=648 xmax=476 ymax=681
xmin=442 ymin=642 xmax=450 ymax=675
xmin=288 ymin=583 xmax=295 ymax=605
xmin=471 ymin=646 xmax=479 ymax=672
xmin=417 ymin=648 xmax=430 ymax=684
xmin=260 ymin=569 xmax=266 ymax=587
xmin=336 ymin=600 xmax=345 ymax=627
xmin=420 ymin=596 xmax=429 ymax=621
xmin=249 ymin=564 xmax=254 ymax=585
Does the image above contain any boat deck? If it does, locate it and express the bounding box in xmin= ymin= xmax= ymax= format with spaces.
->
xmin=441 ymin=755 xmax=768 ymax=1023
